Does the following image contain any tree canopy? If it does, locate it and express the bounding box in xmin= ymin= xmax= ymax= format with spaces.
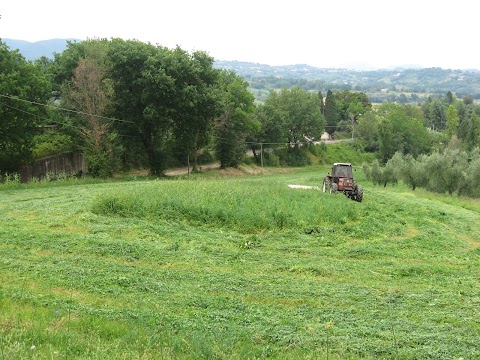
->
xmin=377 ymin=103 xmax=431 ymax=162
xmin=52 ymin=39 xmax=227 ymax=175
xmin=257 ymin=87 xmax=325 ymax=147
xmin=214 ymin=71 xmax=257 ymax=168
xmin=0 ymin=41 xmax=51 ymax=172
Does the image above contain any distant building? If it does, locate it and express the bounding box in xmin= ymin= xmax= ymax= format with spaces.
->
xmin=321 ymin=132 xmax=331 ymax=141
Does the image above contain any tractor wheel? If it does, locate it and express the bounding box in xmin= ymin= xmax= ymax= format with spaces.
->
xmin=356 ymin=185 xmax=363 ymax=202
xmin=330 ymin=183 xmax=338 ymax=194
xmin=322 ymin=178 xmax=330 ymax=192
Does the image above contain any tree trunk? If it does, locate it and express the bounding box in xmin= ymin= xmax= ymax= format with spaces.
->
xmin=141 ymin=132 xmax=163 ymax=175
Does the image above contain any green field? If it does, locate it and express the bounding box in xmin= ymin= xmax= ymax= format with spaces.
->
xmin=1 ymin=167 xmax=479 ymax=359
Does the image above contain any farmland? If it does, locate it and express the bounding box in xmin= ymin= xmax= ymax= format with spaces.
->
xmin=0 ymin=166 xmax=479 ymax=359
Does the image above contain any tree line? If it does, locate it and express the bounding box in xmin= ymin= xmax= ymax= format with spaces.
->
xmin=363 ymin=150 xmax=480 ymax=198
xmin=0 ymin=39 xmax=324 ymax=176
xmin=1 ymin=38 xmax=332 ymax=178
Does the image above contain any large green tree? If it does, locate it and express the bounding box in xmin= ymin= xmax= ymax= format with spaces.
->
xmin=356 ymin=111 xmax=379 ymax=151
xmin=255 ymin=91 xmax=288 ymax=145
xmin=333 ymin=90 xmax=372 ymax=137
xmin=466 ymin=112 xmax=480 ymax=150
xmin=258 ymin=88 xmax=323 ymax=143
xmin=107 ymin=39 xmax=224 ymax=174
xmin=334 ymin=90 xmax=372 ymax=123
xmin=257 ymin=87 xmax=325 ymax=146
xmin=0 ymin=41 xmax=51 ymax=173
xmin=422 ymin=98 xmax=446 ymax=130
xmin=281 ymin=87 xmax=324 ymax=145
xmin=324 ymin=89 xmax=338 ymax=136
xmin=107 ymin=39 xmax=172 ymax=174
xmin=165 ymin=48 xmax=221 ymax=170
xmin=446 ymin=104 xmax=459 ymax=138
xmin=377 ymin=103 xmax=431 ymax=162
xmin=214 ymin=71 xmax=257 ymax=168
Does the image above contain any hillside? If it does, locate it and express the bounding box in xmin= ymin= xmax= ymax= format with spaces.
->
xmin=215 ymin=61 xmax=480 ymax=103
xmin=4 ymin=38 xmax=480 ymax=102
xmin=0 ymin=167 xmax=479 ymax=358
xmin=2 ymin=38 xmax=80 ymax=60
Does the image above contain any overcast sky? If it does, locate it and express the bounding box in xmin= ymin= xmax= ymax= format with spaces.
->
xmin=1 ymin=0 xmax=478 ymax=70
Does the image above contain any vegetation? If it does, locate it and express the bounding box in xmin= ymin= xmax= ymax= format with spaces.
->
xmin=1 ymin=39 xmax=258 ymax=176
xmin=364 ymin=149 xmax=480 ymax=197
xmin=255 ymin=87 xmax=325 ymax=146
xmin=1 ymin=167 xmax=479 ymax=359
xmin=0 ymin=41 xmax=51 ymax=172
xmin=214 ymin=71 xmax=257 ymax=168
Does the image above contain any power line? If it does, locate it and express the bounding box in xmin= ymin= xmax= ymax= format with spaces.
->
xmin=1 ymin=100 xmax=138 ymax=138
xmin=2 ymin=94 xmax=353 ymax=146
xmin=0 ymin=100 xmax=87 ymax=132
xmin=244 ymin=141 xmax=314 ymax=146
xmin=0 ymin=94 xmax=135 ymax=124
xmin=0 ymin=94 xmax=352 ymax=129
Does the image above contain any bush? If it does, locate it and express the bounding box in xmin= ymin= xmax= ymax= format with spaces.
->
xmin=460 ymin=157 xmax=480 ymax=197
xmin=280 ymin=148 xmax=311 ymax=167
xmin=86 ymin=152 xmax=118 ymax=178
xmin=365 ymin=149 xmax=480 ymax=197
xmin=316 ymin=141 xmax=376 ymax=165
xmin=424 ymin=150 xmax=468 ymax=195
xmin=262 ymin=152 xmax=280 ymax=167
xmin=32 ymin=133 xmax=74 ymax=159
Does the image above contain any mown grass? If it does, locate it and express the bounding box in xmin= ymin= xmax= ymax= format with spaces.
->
xmin=0 ymin=166 xmax=479 ymax=359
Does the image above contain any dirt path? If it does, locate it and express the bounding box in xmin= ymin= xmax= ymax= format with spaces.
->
xmin=164 ymin=162 xmax=221 ymax=176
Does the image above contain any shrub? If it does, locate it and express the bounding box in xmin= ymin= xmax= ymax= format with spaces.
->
xmin=459 ymin=157 xmax=480 ymax=197
xmin=263 ymin=152 xmax=280 ymax=167
xmin=86 ymin=152 xmax=117 ymax=178
xmin=316 ymin=141 xmax=375 ymax=165
xmin=424 ymin=150 xmax=468 ymax=195
xmin=32 ymin=133 xmax=74 ymax=159
xmin=365 ymin=149 xmax=480 ymax=197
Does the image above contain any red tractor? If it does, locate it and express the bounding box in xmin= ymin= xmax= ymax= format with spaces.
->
xmin=322 ymin=162 xmax=363 ymax=202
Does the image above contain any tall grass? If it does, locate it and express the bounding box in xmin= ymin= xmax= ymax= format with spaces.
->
xmin=92 ymin=177 xmax=362 ymax=233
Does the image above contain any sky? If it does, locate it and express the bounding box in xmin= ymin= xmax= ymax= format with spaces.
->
xmin=1 ymin=0 xmax=478 ymax=70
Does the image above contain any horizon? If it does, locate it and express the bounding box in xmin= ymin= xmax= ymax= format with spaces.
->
xmin=3 ymin=37 xmax=479 ymax=73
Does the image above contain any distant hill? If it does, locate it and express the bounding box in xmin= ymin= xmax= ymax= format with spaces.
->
xmin=2 ymin=38 xmax=80 ymax=60
xmin=215 ymin=61 xmax=480 ymax=102
xmin=4 ymin=38 xmax=480 ymax=103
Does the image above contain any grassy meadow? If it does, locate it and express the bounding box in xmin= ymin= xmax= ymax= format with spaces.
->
xmin=0 ymin=166 xmax=479 ymax=359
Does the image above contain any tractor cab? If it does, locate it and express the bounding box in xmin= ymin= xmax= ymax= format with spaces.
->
xmin=331 ymin=163 xmax=353 ymax=179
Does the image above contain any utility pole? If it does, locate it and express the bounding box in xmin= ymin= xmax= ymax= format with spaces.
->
xmin=260 ymin=143 xmax=264 ymax=168
xmin=350 ymin=113 xmax=355 ymax=140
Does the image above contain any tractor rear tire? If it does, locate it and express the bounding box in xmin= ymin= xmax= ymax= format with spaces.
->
xmin=356 ymin=185 xmax=363 ymax=202
xmin=330 ymin=183 xmax=338 ymax=194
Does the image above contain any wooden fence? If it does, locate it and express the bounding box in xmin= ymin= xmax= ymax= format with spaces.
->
xmin=20 ymin=152 xmax=86 ymax=182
